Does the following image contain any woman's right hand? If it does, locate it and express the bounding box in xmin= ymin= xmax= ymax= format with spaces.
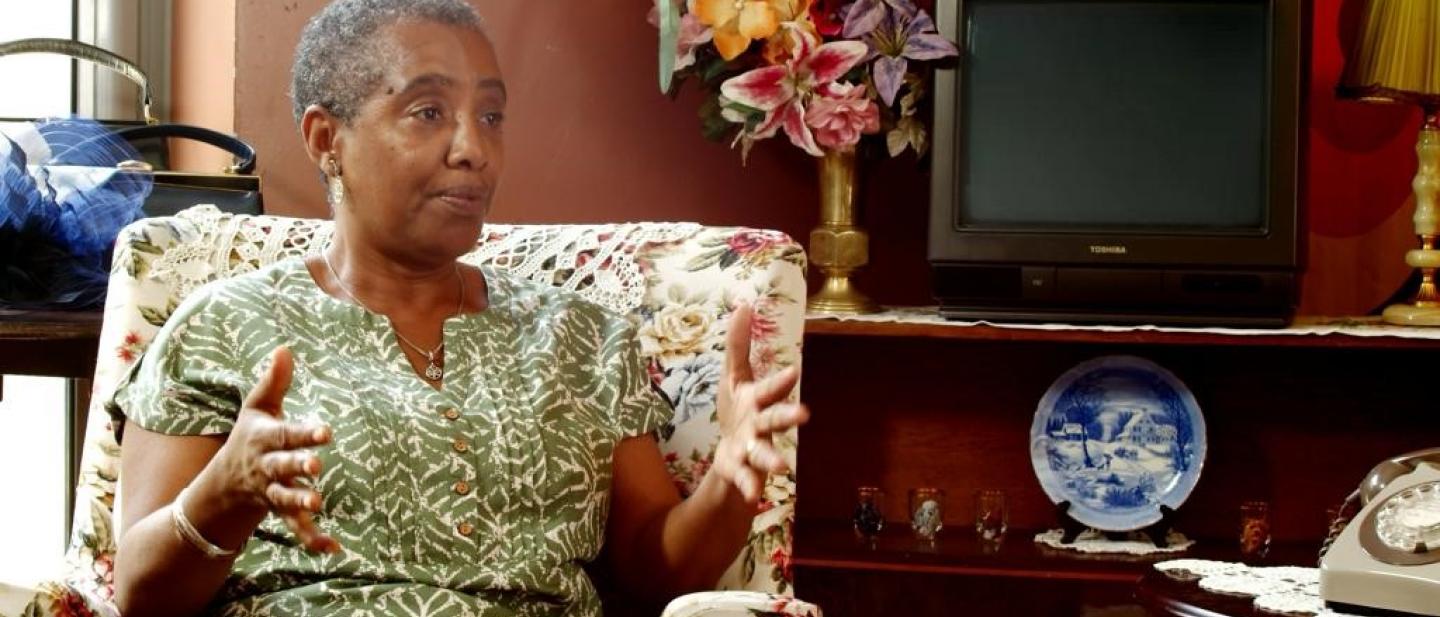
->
xmin=192 ymin=346 xmax=340 ymax=554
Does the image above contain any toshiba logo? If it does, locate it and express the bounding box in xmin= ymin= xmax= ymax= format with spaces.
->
xmin=1089 ymin=245 xmax=1128 ymax=255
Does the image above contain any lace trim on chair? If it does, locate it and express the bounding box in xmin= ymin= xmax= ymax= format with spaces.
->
xmin=462 ymin=223 xmax=700 ymax=313
xmin=153 ymin=207 xmax=700 ymax=315
xmin=148 ymin=205 xmax=334 ymax=302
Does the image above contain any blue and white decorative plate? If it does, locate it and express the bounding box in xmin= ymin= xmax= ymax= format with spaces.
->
xmin=1030 ymin=355 xmax=1206 ymax=531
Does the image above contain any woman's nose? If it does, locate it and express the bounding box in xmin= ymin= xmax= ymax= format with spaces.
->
xmin=446 ymin=115 xmax=490 ymax=170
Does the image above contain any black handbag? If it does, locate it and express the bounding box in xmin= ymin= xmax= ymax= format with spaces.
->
xmin=104 ymin=124 xmax=263 ymax=216
xmin=0 ymin=37 xmax=262 ymax=215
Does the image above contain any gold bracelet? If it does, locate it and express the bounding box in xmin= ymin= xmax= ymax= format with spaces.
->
xmin=170 ymin=487 xmax=242 ymax=559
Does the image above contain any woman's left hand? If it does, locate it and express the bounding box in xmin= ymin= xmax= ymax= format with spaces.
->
xmin=713 ymin=303 xmax=811 ymax=504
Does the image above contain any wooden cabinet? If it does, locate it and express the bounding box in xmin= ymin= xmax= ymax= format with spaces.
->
xmin=793 ymin=316 xmax=1440 ymax=616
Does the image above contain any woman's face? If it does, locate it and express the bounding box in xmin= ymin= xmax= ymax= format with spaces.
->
xmin=333 ymin=20 xmax=506 ymax=264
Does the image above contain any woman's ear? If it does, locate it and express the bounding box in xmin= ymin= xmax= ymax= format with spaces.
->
xmin=300 ymin=104 xmax=341 ymax=169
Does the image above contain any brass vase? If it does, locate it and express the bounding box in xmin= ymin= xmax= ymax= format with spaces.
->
xmin=808 ymin=149 xmax=879 ymax=314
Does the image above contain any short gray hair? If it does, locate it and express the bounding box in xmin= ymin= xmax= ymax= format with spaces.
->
xmin=290 ymin=0 xmax=486 ymax=125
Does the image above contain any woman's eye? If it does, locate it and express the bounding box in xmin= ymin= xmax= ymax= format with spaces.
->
xmin=414 ymin=107 xmax=443 ymax=121
xmin=482 ymin=112 xmax=505 ymax=127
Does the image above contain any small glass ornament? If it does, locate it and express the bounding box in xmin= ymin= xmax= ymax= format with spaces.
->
xmin=1240 ymin=500 xmax=1271 ymax=559
xmin=975 ymin=489 xmax=1009 ymax=542
xmin=909 ymin=488 xmax=945 ymax=541
xmin=853 ymin=486 xmax=885 ymax=539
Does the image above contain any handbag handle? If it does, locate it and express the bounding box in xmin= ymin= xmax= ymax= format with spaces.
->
xmin=111 ymin=124 xmax=257 ymax=174
xmin=67 ymin=124 xmax=258 ymax=175
xmin=0 ymin=38 xmax=154 ymax=124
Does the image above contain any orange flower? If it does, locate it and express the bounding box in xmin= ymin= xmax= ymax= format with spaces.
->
xmin=693 ymin=0 xmax=786 ymax=60
xmin=761 ymin=0 xmax=817 ymax=64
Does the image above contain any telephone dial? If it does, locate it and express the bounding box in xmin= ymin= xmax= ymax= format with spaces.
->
xmin=1320 ymin=448 xmax=1440 ymax=616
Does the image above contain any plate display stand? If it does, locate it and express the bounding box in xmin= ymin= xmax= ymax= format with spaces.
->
xmin=1056 ymin=501 xmax=1179 ymax=548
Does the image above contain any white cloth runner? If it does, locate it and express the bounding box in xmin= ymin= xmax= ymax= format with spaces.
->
xmin=1034 ymin=529 xmax=1194 ymax=555
xmin=1154 ymin=559 xmax=1363 ymax=616
xmin=808 ymin=307 xmax=1440 ymax=340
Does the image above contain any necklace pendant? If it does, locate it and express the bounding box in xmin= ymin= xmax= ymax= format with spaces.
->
xmin=424 ymin=361 xmax=444 ymax=381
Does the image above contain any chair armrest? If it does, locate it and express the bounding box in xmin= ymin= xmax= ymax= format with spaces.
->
xmin=0 ymin=580 xmax=40 ymax=617
xmin=662 ymin=591 xmax=821 ymax=617
xmin=0 ymin=579 xmax=115 ymax=617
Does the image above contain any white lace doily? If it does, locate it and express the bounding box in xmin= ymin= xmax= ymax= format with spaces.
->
xmin=465 ymin=222 xmax=700 ymax=314
xmin=1034 ymin=529 xmax=1194 ymax=555
xmin=1154 ymin=559 xmax=1363 ymax=617
xmin=151 ymin=206 xmax=701 ymax=315
xmin=808 ymin=306 xmax=1440 ymax=340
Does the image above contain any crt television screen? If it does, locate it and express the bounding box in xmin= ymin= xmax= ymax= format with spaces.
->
xmin=958 ymin=0 xmax=1270 ymax=232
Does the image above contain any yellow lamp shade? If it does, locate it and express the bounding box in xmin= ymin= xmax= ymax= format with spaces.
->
xmin=1338 ymin=0 xmax=1440 ymax=108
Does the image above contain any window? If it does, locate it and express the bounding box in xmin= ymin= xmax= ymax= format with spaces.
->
xmin=0 ymin=0 xmax=75 ymax=587
xmin=0 ymin=0 xmax=168 ymax=588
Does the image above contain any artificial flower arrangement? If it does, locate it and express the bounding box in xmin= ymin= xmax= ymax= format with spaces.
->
xmin=652 ymin=0 xmax=960 ymax=161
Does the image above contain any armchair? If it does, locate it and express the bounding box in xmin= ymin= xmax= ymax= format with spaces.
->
xmin=0 ymin=205 xmax=817 ymax=617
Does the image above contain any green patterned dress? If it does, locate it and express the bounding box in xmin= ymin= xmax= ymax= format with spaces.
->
xmin=109 ymin=257 xmax=672 ymax=617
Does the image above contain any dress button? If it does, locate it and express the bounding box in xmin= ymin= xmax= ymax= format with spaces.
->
xmin=454 ymin=480 xmax=471 ymax=495
xmin=457 ymin=521 xmax=474 ymax=537
xmin=452 ymin=438 xmax=469 ymax=453
xmin=442 ymin=408 xmax=460 ymax=421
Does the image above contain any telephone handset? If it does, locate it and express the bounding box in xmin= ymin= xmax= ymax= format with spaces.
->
xmin=1361 ymin=448 xmax=1440 ymax=505
xmin=1320 ymin=447 xmax=1440 ymax=616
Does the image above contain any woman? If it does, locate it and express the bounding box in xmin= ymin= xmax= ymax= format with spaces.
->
xmin=109 ymin=1 xmax=808 ymax=615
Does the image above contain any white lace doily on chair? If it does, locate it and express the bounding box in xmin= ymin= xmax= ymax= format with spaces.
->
xmin=1154 ymin=559 xmax=1364 ymax=616
xmin=1034 ymin=529 xmax=1194 ymax=555
xmin=465 ymin=222 xmax=700 ymax=314
xmin=151 ymin=208 xmax=701 ymax=316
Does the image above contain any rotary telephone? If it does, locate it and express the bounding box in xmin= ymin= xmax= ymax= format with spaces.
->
xmin=1320 ymin=448 xmax=1440 ymax=616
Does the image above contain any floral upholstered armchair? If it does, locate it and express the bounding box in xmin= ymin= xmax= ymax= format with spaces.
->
xmin=0 ymin=205 xmax=817 ymax=617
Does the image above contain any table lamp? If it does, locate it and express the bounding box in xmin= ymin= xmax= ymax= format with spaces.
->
xmin=1337 ymin=0 xmax=1440 ymax=325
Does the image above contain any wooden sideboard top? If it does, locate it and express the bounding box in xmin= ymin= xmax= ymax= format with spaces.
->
xmin=806 ymin=309 xmax=1440 ymax=350
xmin=793 ymin=519 xmax=1319 ymax=584
xmin=0 ymin=310 xmax=104 ymax=341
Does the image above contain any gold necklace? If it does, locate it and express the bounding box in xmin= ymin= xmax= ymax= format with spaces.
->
xmin=321 ymin=252 xmax=464 ymax=381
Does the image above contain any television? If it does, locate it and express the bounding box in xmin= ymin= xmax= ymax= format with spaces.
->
xmin=928 ymin=0 xmax=1303 ymax=327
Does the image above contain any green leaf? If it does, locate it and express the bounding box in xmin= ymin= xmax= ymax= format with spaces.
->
xmin=899 ymin=73 xmax=925 ymax=117
xmin=887 ymin=127 xmax=908 ymax=157
xmin=702 ymin=118 xmax=733 ymax=142
xmin=666 ymin=74 xmax=690 ymax=100
xmin=684 ymin=249 xmax=727 ymax=271
xmin=657 ymin=0 xmax=680 ymax=93
xmin=724 ymin=101 xmax=765 ymax=119
xmin=701 ymin=55 xmax=731 ymax=84
xmin=700 ymin=97 xmax=736 ymax=142
xmin=139 ymin=306 xmax=171 ymax=327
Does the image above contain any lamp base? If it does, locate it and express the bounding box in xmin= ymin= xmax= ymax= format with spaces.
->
xmin=1382 ymin=111 xmax=1440 ymax=326
xmin=1382 ymin=302 xmax=1440 ymax=326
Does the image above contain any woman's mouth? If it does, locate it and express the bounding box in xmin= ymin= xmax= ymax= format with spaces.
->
xmin=434 ymin=187 xmax=491 ymax=215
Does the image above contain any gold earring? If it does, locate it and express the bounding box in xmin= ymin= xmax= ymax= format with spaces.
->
xmin=326 ymin=157 xmax=345 ymax=207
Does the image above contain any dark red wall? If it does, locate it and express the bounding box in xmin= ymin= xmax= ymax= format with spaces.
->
xmin=234 ymin=0 xmax=1419 ymax=315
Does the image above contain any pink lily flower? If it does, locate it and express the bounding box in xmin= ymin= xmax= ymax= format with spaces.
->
xmin=720 ymin=27 xmax=869 ymax=156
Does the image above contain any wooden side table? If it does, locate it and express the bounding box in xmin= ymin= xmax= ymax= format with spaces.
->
xmin=1138 ymin=569 xmax=1262 ymax=617
xmin=0 ymin=309 xmax=103 ymax=543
